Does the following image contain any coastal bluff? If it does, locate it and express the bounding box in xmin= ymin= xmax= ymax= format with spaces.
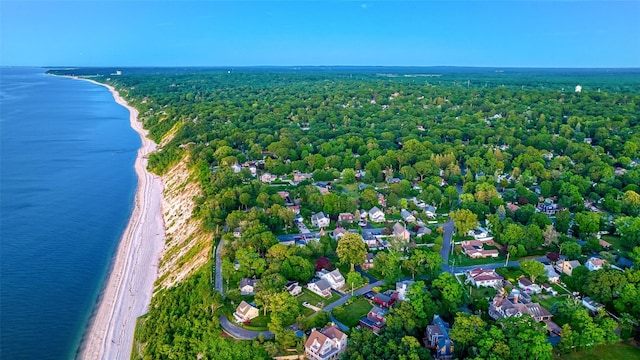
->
xmin=156 ymin=156 xmax=212 ymax=290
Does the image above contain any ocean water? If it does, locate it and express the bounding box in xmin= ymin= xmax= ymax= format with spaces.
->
xmin=0 ymin=68 xmax=139 ymax=359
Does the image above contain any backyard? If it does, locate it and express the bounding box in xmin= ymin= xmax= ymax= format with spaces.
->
xmin=555 ymin=342 xmax=640 ymax=360
xmin=332 ymin=298 xmax=373 ymax=328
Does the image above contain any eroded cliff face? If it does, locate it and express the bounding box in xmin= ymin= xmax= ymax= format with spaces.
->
xmin=156 ymin=158 xmax=212 ymax=289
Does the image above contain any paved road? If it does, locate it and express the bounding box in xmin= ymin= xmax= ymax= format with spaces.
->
xmin=323 ymin=280 xmax=385 ymax=312
xmin=214 ymin=239 xmax=224 ymax=295
xmin=219 ymin=315 xmax=274 ymax=340
xmin=439 ymin=218 xmax=454 ymax=264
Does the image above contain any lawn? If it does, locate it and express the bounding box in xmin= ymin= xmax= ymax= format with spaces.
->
xmin=332 ymin=298 xmax=373 ymax=327
xmin=495 ymin=266 xmax=525 ymax=282
xmin=601 ymin=235 xmax=626 ymax=250
xmin=470 ymin=286 xmax=497 ymax=300
xmin=297 ymin=288 xmax=341 ymax=309
xmin=533 ymin=294 xmax=569 ymax=313
xmin=555 ymin=342 xmax=640 ymax=360
xmin=450 ymin=252 xmax=507 ymax=267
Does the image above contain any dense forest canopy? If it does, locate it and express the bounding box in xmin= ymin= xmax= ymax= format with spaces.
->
xmin=48 ymin=67 xmax=640 ymax=359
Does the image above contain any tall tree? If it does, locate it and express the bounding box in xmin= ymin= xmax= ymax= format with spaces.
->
xmin=336 ymin=233 xmax=367 ymax=272
xmin=520 ymin=259 xmax=546 ymax=283
xmin=450 ymin=208 xmax=478 ymax=235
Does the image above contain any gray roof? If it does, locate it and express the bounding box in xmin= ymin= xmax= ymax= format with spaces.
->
xmin=313 ymin=279 xmax=331 ymax=291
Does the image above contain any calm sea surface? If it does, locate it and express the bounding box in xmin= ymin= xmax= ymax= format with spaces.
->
xmin=1 ymin=68 xmax=139 ymax=359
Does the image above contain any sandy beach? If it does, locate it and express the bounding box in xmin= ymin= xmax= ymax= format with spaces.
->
xmin=72 ymin=78 xmax=165 ymax=359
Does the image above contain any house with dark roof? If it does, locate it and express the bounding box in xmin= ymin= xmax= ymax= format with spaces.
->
xmin=239 ymin=278 xmax=259 ymax=295
xmin=359 ymin=306 xmax=387 ymax=334
xmin=373 ymin=292 xmax=396 ymax=308
xmin=311 ymin=212 xmax=330 ymax=228
xmin=307 ymin=279 xmax=332 ymax=298
xmin=489 ymin=290 xmax=556 ymax=331
xmin=424 ymin=315 xmax=454 ymax=359
xmin=318 ymin=269 xmax=345 ymax=290
xmin=305 ymin=325 xmax=348 ymax=360
xmin=518 ymin=278 xmax=541 ymax=294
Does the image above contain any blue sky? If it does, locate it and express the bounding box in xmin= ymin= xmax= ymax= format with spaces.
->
xmin=2 ymin=1 xmax=639 ymax=67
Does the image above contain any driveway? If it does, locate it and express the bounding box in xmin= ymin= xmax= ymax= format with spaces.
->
xmin=219 ymin=315 xmax=274 ymax=340
xmin=323 ymin=280 xmax=384 ymax=312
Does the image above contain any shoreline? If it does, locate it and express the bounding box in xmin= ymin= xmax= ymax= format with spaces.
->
xmin=67 ymin=76 xmax=166 ymax=359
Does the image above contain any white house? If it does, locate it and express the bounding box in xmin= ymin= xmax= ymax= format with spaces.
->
xmin=368 ymin=206 xmax=385 ymax=223
xmin=518 ymin=278 xmax=542 ymax=294
xmin=311 ymin=212 xmax=330 ymax=228
xmin=400 ymin=209 xmax=416 ymax=223
xmin=544 ymin=265 xmax=560 ymax=283
xmin=286 ymin=281 xmax=302 ymax=296
xmin=233 ymin=301 xmax=259 ymax=323
xmin=307 ymin=279 xmax=332 ymax=298
xmin=468 ymin=227 xmax=491 ymax=240
xmin=424 ymin=205 xmax=437 ymax=218
xmin=319 ymin=269 xmax=345 ymax=290
xmin=396 ymin=280 xmax=414 ymax=301
xmin=305 ymin=325 xmax=348 ymax=360
xmin=239 ymin=278 xmax=259 ymax=295
xmin=260 ymin=172 xmax=277 ymax=183
xmin=586 ymin=257 xmax=607 ymax=271
xmin=465 ymin=268 xmax=504 ymax=288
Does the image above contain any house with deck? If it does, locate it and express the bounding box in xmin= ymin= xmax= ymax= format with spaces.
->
xmin=307 ymin=279 xmax=332 ymax=298
xmin=305 ymin=325 xmax=348 ymax=360
xmin=233 ymin=301 xmax=259 ymax=323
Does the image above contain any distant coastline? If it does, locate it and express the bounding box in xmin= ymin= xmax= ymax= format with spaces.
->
xmin=55 ymin=75 xmax=166 ymax=360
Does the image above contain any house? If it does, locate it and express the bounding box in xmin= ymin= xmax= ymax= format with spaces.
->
xmin=467 ymin=228 xmax=491 ymax=240
xmin=277 ymin=191 xmax=292 ymax=204
xmin=538 ymin=199 xmax=560 ymax=215
xmin=260 ymin=172 xmax=277 ymax=183
xmin=378 ymin=194 xmax=387 ymax=207
xmin=233 ymin=227 xmax=242 ymax=238
xmin=544 ymin=265 xmax=560 ymax=283
xmin=368 ymin=207 xmax=386 ymax=223
xmin=393 ymin=222 xmax=410 ymax=241
xmin=586 ymin=257 xmax=607 ymax=271
xmin=462 ymin=240 xmax=499 ymax=259
xmin=311 ymin=212 xmax=330 ymax=228
xmin=239 ymin=278 xmax=259 ymax=295
xmin=362 ymin=253 xmax=374 ymax=270
xmin=598 ymin=239 xmax=612 ymax=249
xmin=319 ymin=269 xmax=345 ymax=290
xmin=359 ymin=306 xmax=388 ymax=334
xmin=556 ymin=260 xmax=582 ymax=276
xmin=317 ymin=186 xmax=330 ymax=195
xmin=307 ymin=279 xmax=332 ymax=298
xmin=289 ymin=205 xmax=301 ymax=214
xmin=293 ymin=172 xmax=313 ymax=183
xmin=507 ymin=203 xmax=520 ymax=212
xmin=401 ymin=209 xmax=416 ymax=223
xmin=396 ymin=280 xmax=414 ymax=301
xmin=424 ymin=315 xmax=455 ymax=359
xmin=541 ymin=283 xmax=557 ymax=296
xmin=416 ymin=227 xmax=432 ymax=237
xmin=582 ymin=297 xmax=603 ymax=312
xmin=363 ymin=236 xmax=382 ymax=250
xmin=518 ymin=278 xmax=542 ymax=294
xmin=305 ymin=325 xmax=348 ymax=360
xmin=465 ymin=268 xmax=504 ymax=288
xmin=231 ymin=163 xmax=242 ymax=173
xmin=424 ymin=205 xmax=437 ymax=218
xmin=373 ymin=292 xmax=396 ymax=308
xmin=489 ymin=290 xmax=553 ymax=323
xmin=286 ymin=281 xmax=302 ymax=296
xmin=233 ymin=301 xmax=259 ymax=323
xmin=338 ymin=213 xmax=355 ymax=223
xmin=332 ymin=227 xmax=347 ymax=240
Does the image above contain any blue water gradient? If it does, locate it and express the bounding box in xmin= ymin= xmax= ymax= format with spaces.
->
xmin=1 ymin=68 xmax=139 ymax=359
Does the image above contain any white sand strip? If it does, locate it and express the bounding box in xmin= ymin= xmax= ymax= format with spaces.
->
xmin=70 ymin=77 xmax=165 ymax=360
